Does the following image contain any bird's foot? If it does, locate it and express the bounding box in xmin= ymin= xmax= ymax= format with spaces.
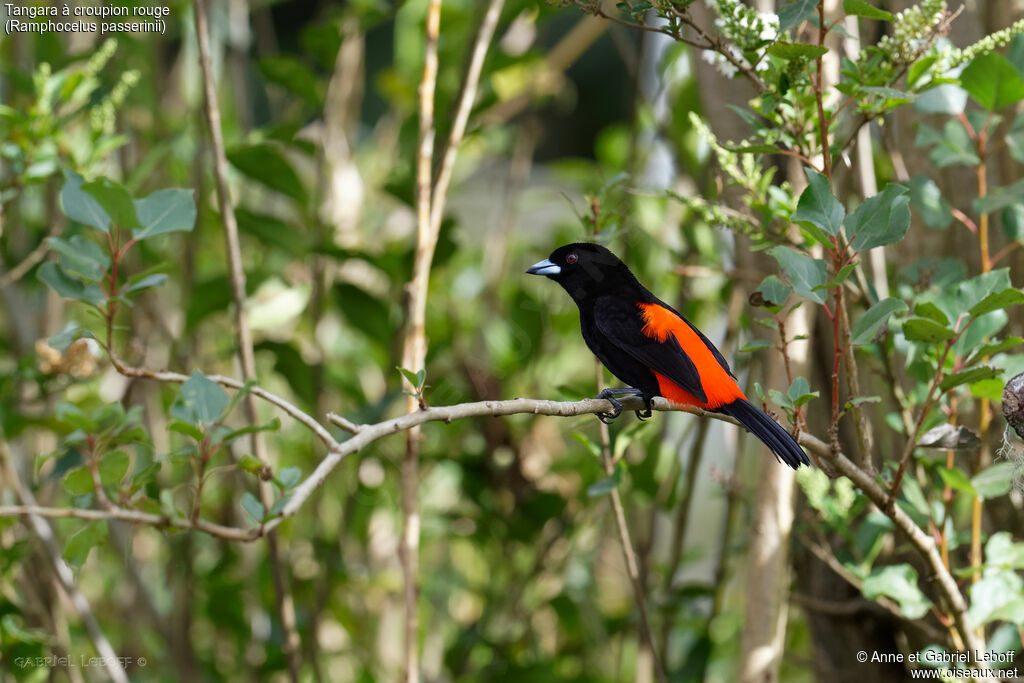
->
xmin=595 ymin=388 xmax=648 ymax=423
xmin=634 ymin=396 xmax=653 ymax=421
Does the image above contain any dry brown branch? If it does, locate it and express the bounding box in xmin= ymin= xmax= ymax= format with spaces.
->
xmin=193 ymin=1 xmax=301 ymax=678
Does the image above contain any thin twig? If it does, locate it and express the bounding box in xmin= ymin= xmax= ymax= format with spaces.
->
xmin=0 ymin=223 xmax=61 ymax=288
xmin=594 ymin=364 xmax=667 ymax=683
xmin=429 ymin=0 xmax=505 ymax=237
xmin=193 ymin=2 xmax=302 ymax=678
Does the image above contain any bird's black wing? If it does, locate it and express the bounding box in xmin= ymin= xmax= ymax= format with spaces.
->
xmin=593 ymin=295 xmax=708 ymax=403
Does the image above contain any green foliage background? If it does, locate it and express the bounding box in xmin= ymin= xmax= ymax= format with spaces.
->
xmin=5 ymin=0 xmax=1024 ymax=681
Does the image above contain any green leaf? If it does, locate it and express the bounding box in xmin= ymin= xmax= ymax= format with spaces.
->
xmin=82 ymin=177 xmax=139 ymax=230
xmin=227 ymin=143 xmax=307 ymax=204
xmin=902 ymin=317 xmax=955 ymax=343
xmin=336 ymin=283 xmax=393 ymax=343
xmin=755 ymin=274 xmax=792 ymax=308
xmin=843 ymin=0 xmax=893 ymax=21
xmin=240 ymin=491 xmax=265 ymax=522
xmin=133 ymin=188 xmax=196 ymax=239
xmin=1006 ymin=110 xmax=1024 ymax=164
xmin=845 ymin=184 xmax=910 ymax=251
xmin=792 ymin=169 xmax=844 ymax=236
xmin=236 ymin=208 xmax=308 ymax=255
xmin=397 ymin=366 xmax=421 ymax=389
xmin=63 ymin=521 xmax=108 ymax=568
xmin=723 ymin=143 xmax=781 ymax=155
xmin=971 ymin=461 xmax=1015 ymax=500
xmin=767 ymin=42 xmax=828 ymax=61
xmin=777 ymin=0 xmax=818 ymax=30
xmin=1002 ymin=204 xmax=1024 ymax=243
xmin=767 ymin=246 xmax=828 ymax=304
xmin=850 ymin=298 xmax=907 ymax=346
xmin=908 ymin=175 xmax=952 ymax=229
xmin=171 ymin=371 xmax=229 ymax=427
xmin=62 ymin=467 xmax=94 ymax=496
xmin=968 ymin=570 xmax=1024 ymax=627
xmin=968 ymin=288 xmax=1024 ymax=318
xmin=48 ymin=323 xmax=94 ymax=353
xmin=61 ymin=170 xmax=110 ymax=232
xmin=56 ymin=402 xmax=97 ymax=432
xmin=985 ymin=531 xmax=1024 ymax=569
xmin=122 ymin=273 xmax=167 ymax=295
xmin=98 ymin=451 xmax=130 ymax=488
xmin=168 ymin=419 xmax=204 ymax=441
xmin=215 ymin=418 xmax=282 ymax=445
xmin=845 ymin=395 xmax=881 ymax=410
xmin=160 ymin=489 xmax=178 ymax=518
xmin=858 ymin=85 xmax=915 ymax=104
xmin=908 ymin=55 xmax=939 ymax=89
xmin=131 ymin=461 xmax=161 ymax=490
xmin=938 ymin=466 xmax=976 ymax=495
xmin=915 ymin=121 xmax=979 ymax=167
xmin=957 ymin=269 xmax=1013 ymax=313
xmin=268 ymin=494 xmax=291 ymax=518
xmin=786 ymin=376 xmax=819 ymax=407
xmin=861 ymin=564 xmax=932 ymax=619
xmin=940 ymin=366 xmax=1001 ymax=392
xmin=37 ymin=262 xmax=105 ymax=306
xmin=238 ymin=454 xmax=265 ymax=474
xmin=740 ymin=339 xmax=774 ymax=352
xmin=587 ymin=470 xmax=621 ymax=497
xmin=259 ymin=56 xmax=323 ymax=108
xmin=277 ymin=466 xmax=302 ymax=490
xmin=965 ymin=337 xmax=1023 ymax=365
xmin=913 ymin=84 xmax=967 ymax=115
xmin=961 ymin=52 xmax=1024 ymax=110
xmin=571 ymin=431 xmax=601 ymax=458
xmin=975 ymin=178 xmax=1024 ymax=214
xmin=914 ymin=301 xmax=950 ymax=325
xmin=46 ymin=235 xmax=109 ymax=282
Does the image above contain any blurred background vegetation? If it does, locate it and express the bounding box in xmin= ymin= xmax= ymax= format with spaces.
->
xmin=5 ymin=0 xmax=1024 ymax=681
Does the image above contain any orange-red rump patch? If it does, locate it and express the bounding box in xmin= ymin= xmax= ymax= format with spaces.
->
xmin=637 ymin=302 xmax=746 ymax=409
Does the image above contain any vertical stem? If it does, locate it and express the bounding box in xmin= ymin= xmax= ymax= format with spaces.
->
xmin=972 ymin=156 xmax=990 ymax=591
xmin=594 ymin=363 xmax=667 ymax=683
xmin=399 ymin=3 xmax=442 ymax=681
xmin=193 ymin=2 xmax=302 ymax=680
xmin=398 ymin=4 xmax=502 ymax=678
xmin=815 ymin=0 xmax=832 ymax=179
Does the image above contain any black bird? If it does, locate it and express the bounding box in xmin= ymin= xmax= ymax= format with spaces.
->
xmin=527 ymin=243 xmax=808 ymax=469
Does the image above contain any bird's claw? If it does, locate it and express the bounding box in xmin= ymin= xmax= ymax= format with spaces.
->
xmin=596 ymin=388 xmax=649 ymax=423
xmin=597 ymin=395 xmax=623 ymax=423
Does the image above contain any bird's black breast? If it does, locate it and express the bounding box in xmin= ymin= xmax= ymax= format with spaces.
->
xmin=578 ymin=299 xmax=661 ymax=396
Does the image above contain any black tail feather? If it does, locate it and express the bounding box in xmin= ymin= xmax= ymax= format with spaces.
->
xmin=716 ymin=399 xmax=809 ymax=469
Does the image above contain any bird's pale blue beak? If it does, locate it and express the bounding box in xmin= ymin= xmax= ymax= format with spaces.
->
xmin=526 ymin=259 xmax=561 ymax=276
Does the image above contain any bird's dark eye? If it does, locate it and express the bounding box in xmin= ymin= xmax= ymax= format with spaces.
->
xmin=566 ymin=253 xmax=578 ymax=264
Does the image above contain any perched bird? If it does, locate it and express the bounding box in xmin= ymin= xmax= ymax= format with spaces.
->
xmin=527 ymin=242 xmax=808 ymax=469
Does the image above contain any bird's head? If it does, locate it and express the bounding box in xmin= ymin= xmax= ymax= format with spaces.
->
xmin=526 ymin=243 xmax=636 ymax=303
